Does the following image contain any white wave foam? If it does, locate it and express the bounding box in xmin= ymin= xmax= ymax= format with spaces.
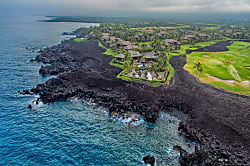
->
xmin=109 ymin=112 xmax=145 ymax=126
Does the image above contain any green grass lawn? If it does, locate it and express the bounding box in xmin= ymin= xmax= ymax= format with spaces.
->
xmin=184 ymin=41 xmax=250 ymax=95
xmin=205 ymin=26 xmax=221 ymax=30
xmin=159 ymin=25 xmax=191 ymax=29
xmin=171 ymin=40 xmax=223 ymax=55
xmin=74 ymin=38 xmax=88 ymax=42
xmin=109 ymin=59 xmax=124 ymax=69
xmin=166 ymin=40 xmax=225 ymax=83
xmin=98 ymin=41 xmax=118 ymax=57
xmin=97 ymin=37 xmax=249 ymax=93
xmin=130 ymin=25 xmax=191 ymax=30
xmin=137 ymin=41 xmax=152 ymax=46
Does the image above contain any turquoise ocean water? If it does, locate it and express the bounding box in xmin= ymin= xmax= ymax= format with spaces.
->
xmin=0 ymin=16 xmax=194 ymax=166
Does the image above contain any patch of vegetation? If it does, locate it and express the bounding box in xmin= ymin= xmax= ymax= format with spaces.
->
xmin=165 ymin=40 xmax=226 ymax=83
xmin=211 ymin=81 xmax=249 ymax=95
xmin=109 ymin=59 xmax=124 ymax=69
xmin=184 ymin=41 xmax=250 ymax=95
xmin=98 ymin=41 xmax=106 ymax=49
xmin=45 ymin=16 xmax=188 ymax=28
xmin=172 ymin=40 xmax=224 ymax=55
xmin=98 ymin=40 xmax=169 ymax=87
xmin=117 ymin=70 xmax=166 ymax=87
xmin=137 ymin=41 xmax=152 ymax=46
xmin=165 ymin=54 xmax=175 ymax=83
xmin=130 ymin=25 xmax=191 ymax=30
xmin=159 ymin=25 xmax=191 ymax=29
xmin=98 ymin=41 xmax=118 ymax=57
xmin=90 ymin=21 xmax=249 ymax=89
xmin=105 ymin=49 xmax=119 ymax=57
xmin=205 ymin=26 xmax=221 ymax=30
xmin=74 ymin=38 xmax=88 ymax=42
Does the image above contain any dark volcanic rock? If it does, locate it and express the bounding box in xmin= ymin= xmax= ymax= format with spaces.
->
xmin=186 ymin=40 xmax=234 ymax=54
xmin=31 ymin=39 xmax=250 ymax=165
xmin=28 ymin=104 xmax=32 ymax=109
xmin=173 ymin=145 xmax=187 ymax=154
xmin=19 ymin=89 xmax=32 ymax=95
xmin=142 ymin=155 xmax=155 ymax=166
xmin=62 ymin=27 xmax=84 ymax=36
xmin=33 ymin=39 xmax=161 ymax=122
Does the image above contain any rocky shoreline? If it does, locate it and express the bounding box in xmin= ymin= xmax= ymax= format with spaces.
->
xmin=24 ymin=36 xmax=250 ymax=165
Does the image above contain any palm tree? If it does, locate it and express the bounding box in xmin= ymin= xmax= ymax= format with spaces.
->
xmin=144 ymin=70 xmax=148 ymax=78
xmin=124 ymin=61 xmax=129 ymax=71
xmin=197 ymin=66 xmax=203 ymax=78
xmin=142 ymin=43 xmax=146 ymax=50
xmin=125 ymin=51 xmax=130 ymax=61
xmin=124 ymin=61 xmax=132 ymax=72
xmin=141 ymin=56 xmax=146 ymax=65
xmin=193 ymin=62 xmax=202 ymax=77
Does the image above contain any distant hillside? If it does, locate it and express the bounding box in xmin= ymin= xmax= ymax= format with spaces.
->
xmin=41 ymin=16 xmax=180 ymax=27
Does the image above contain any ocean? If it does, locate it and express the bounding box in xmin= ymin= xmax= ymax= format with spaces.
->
xmin=0 ymin=16 xmax=194 ymax=166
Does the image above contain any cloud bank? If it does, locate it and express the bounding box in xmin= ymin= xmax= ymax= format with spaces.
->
xmin=1 ymin=0 xmax=250 ymax=16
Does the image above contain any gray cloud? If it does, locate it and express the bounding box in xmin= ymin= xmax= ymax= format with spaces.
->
xmin=1 ymin=0 xmax=250 ymax=16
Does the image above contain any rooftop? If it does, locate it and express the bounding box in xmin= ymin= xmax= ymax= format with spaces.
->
xmin=129 ymin=50 xmax=142 ymax=58
xmin=115 ymin=54 xmax=125 ymax=59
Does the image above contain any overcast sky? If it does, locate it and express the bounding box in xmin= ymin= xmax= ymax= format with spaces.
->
xmin=1 ymin=0 xmax=250 ymax=16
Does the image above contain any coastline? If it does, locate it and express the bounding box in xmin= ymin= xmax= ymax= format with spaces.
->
xmin=25 ymin=30 xmax=250 ymax=165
